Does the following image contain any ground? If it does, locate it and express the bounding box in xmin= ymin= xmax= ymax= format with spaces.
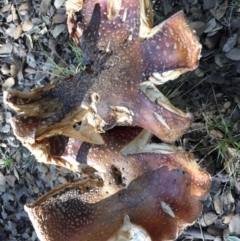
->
xmin=0 ymin=0 xmax=240 ymax=240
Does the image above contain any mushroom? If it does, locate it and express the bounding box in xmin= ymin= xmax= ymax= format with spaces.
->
xmin=24 ymin=127 xmax=211 ymax=241
xmin=4 ymin=0 xmax=201 ymax=148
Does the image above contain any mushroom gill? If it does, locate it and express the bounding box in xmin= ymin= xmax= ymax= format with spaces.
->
xmin=24 ymin=127 xmax=211 ymax=241
xmin=4 ymin=0 xmax=201 ymax=146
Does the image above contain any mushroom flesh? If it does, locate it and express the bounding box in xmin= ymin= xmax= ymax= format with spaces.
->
xmin=4 ymin=0 xmax=202 ymax=146
xmin=25 ymin=127 xmax=211 ymax=241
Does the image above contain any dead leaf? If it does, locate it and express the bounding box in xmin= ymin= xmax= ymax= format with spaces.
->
xmin=231 ymin=19 xmax=240 ymax=29
xmin=50 ymin=24 xmax=66 ymax=38
xmin=25 ymin=34 xmax=33 ymax=51
xmin=229 ymin=214 xmax=240 ymax=236
xmin=0 ymin=43 xmax=13 ymax=55
xmin=10 ymin=64 xmax=19 ymax=77
xmin=11 ymin=5 xmax=18 ymax=22
xmin=0 ymin=124 xmax=11 ymax=133
xmin=14 ymin=25 xmax=22 ymax=40
xmin=209 ymin=129 xmax=223 ymax=139
xmin=5 ymin=175 xmax=16 ymax=187
xmin=189 ymin=21 xmax=206 ymax=37
xmin=54 ymin=0 xmax=66 ymax=8
xmin=6 ymin=14 xmax=13 ymax=23
xmin=22 ymin=21 xmax=34 ymax=31
xmin=213 ymin=197 xmax=223 ymax=215
xmin=226 ymin=48 xmax=240 ymax=61
xmin=1 ymin=3 xmax=11 ymax=13
xmin=13 ymin=167 xmax=20 ymax=181
xmin=40 ymin=0 xmax=51 ymax=14
xmin=25 ymin=67 xmax=36 ymax=74
xmin=199 ymin=212 xmax=218 ymax=227
xmin=2 ymin=77 xmax=15 ymax=90
xmin=1 ymin=63 xmax=10 ymax=75
xmin=223 ymin=213 xmax=234 ymax=224
xmin=52 ymin=13 xmax=67 ymax=24
xmin=0 ymin=173 xmax=6 ymax=192
xmin=5 ymin=23 xmax=15 ymax=38
xmin=204 ymin=18 xmax=217 ymax=33
xmin=19 ymin=2 xmax=30 ymax=11
xmin=211 ymin=0 xmax=228 ymax=20
xmin=223 ymin=34 xmax=238 ymax=52
xmin=224 ymin=147 xmax=240 ymax=175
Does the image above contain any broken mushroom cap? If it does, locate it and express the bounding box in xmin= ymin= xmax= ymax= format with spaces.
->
xmin=4 ymin=0 xmax=201 ymax=146
xmin=25 ymin=127 xmax=211 ymax=241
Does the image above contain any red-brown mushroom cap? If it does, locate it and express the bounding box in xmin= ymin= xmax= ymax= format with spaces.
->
xmin=4 ymin=0 xmax=201 ymax=145
xmin=24 ymin=127 xmax=210 ymax=241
